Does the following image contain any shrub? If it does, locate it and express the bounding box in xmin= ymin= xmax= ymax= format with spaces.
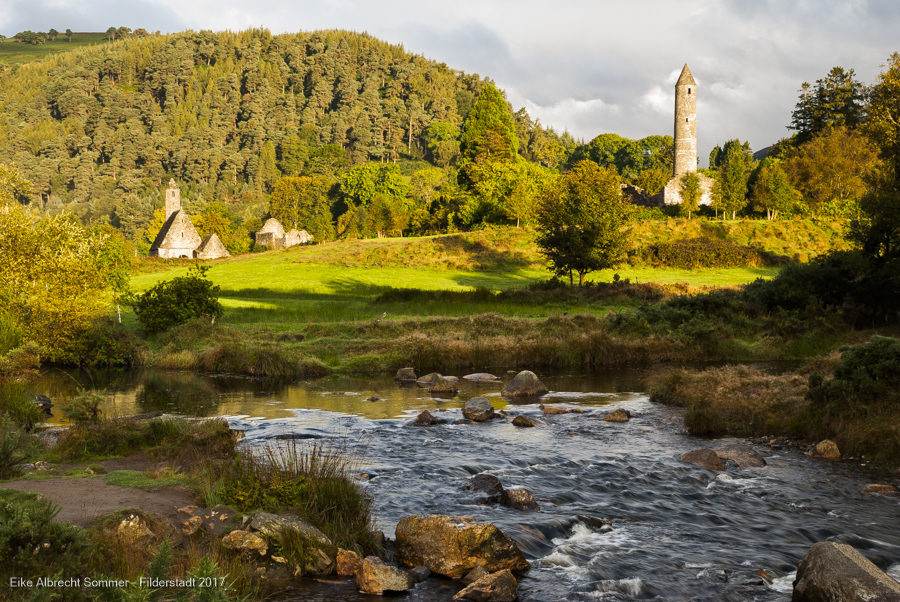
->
xmin=0 ymin=490 xmax=90 ymax=590
xmin=60 ymin=389 xmax=104 ymax=424
xmin=0 ymin=342 xmax=41 ymax=383
xmin=634 ymin=237 xmax=786 ymax=269
xmin=0 ymin=383 xmax=45 ymax=431
xmin=74 ymin=318 xmax=146 ymax=367
xmin=807 ymin=336 xmax=900 ymax=417
xmin=131 ymin=264 xmax=224 ymax=334
xmin=0 ymin=414 xmax=37 ymax=479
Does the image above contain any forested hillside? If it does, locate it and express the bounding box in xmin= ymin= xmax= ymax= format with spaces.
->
xmin=0 ymin=28 xmax=679 ymax=253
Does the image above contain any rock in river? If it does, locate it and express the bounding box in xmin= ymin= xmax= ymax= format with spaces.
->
xmin=461 ymin=565 xmax=490 ymax=586
xmin=394 ymin=367 xmax=417 ymax=382
xmin=512 ymin=415 xmax=536 ymax=428
xmin=811 ymin=439 xmax=841 ymax=460
xmin=356 ymin=556 xmax=413 ymax=594
xmin=453 ymin=569 xmax=519 ymax=601
xmin=463 ymin=373 xmax=499 ymax=381
xmin=863 ymin=483 xmax=898 ymax=494
xmin=502 ymin=488 xmax=540 ymax=511
xmin=680 ymin=449 xmax=726 ymax=471
xmin=394 ymin=515 xmax=530 ymax=578
xmin=716 ymin=444 xmax=767 ymax=469
xmin=603 ymin=409 xmax=631 ymax=422
xmin=463 ymin=397 xmax=495 ymax=422
xmin=413 ymin=410 xmax=441 ymax=426
xmin=337 ymin=548 xmax=361 ymax=576
xmin=793 ymin=541 xmax=900 ymax=601
xmin=417 ymin=372 xmax=442 ymax=386
xmin=465 ymin=474 xmax=504 ymax=498
xmin=431 ymin=376 xmax=459 ymax=395
xmin=501 ymin=370 xmax=549 ymax=397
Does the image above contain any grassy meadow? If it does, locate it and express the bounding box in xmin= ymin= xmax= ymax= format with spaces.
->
xmin=119 ymin=220 xmax=864 ymax=375
xmin=0 ymin=33 xmax=111 ymax=66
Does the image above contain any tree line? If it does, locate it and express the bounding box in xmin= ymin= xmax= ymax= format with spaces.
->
xmin=0 ymin=27 xmax=681 ymax=255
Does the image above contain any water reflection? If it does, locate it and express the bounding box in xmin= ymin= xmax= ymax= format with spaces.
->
xmin=29 ymin=367 xmax=652 ymax=425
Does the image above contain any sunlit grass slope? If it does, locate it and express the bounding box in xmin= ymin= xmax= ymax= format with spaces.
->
xmin=0 ymin=34 xmax=111 ymax=66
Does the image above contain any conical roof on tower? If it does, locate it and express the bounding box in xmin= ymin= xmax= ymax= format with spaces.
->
xmin=676 ymin=64 xmax=696 ymax=86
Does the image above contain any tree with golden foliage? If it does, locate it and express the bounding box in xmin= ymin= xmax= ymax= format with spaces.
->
xmin=0 ymin=199 xmax=131 ymax=362
xmin=783 ymin=126 xmax=880 ymax=217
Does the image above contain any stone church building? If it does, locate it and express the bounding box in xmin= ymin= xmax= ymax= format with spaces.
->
xmin=149 ymin=180 xmax=230 ymax=259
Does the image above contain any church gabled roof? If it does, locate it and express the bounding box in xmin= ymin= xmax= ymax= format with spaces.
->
xmin=195 ymin=233 xmax=231 ymax=258
xmin=676 ymin=64 xmax=696 ymax=87
xmin=150 ymin=210 xmax=202 ymax=251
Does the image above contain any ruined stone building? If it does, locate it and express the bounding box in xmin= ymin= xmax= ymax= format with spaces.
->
xmin=652 ymin=64 xmax=714 ymax=207
xmin=254 ymin=217 xmax=313 ymax=249
xmin=149 ymin=180 xmax=230 ymax=259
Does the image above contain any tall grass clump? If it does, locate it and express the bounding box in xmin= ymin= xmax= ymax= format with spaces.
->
xmin=198 ymin=342 xmax=331 ymax=378
xmin=215 ymin=438 xmax=377 ymax=556
xmin=647 ymin=364 xmax=809 ymax=437
xmin=50 ymin=416 xmax=239 ymax=463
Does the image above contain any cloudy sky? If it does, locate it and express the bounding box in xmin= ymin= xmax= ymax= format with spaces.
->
xmin=3 ymin=0 xmax=899 ymax=165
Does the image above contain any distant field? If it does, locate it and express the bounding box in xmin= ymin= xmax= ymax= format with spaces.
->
xmin=0 ymin=33 xmax=110 ymax=65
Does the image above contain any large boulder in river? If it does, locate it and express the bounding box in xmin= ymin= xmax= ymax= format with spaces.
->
xmin=394 ymin=515 xmax=530 ymax=578
xmin=430 ymin=376 xmax=459 ymax=395
xmin=453 ymin=569 xmax=519 ymax=601
xmin=395 ymin=367 xmax=417 ymax=382
xmin=680 ymin=449 xmax=726 ymax=471
xmin=792 ymin=541 xmax=900 ymax=601
xmin=716 ymin=444 xmax=767 ymax=469
xmin=811 ymin=439 xmax=841 ymax=460
xmin=501 ymin=371 xmax=548 ymax=397
xmin=356 ymin=556 xmax=413 ymax=594
xmin=463 ymin=397 xmax=495 ymax=422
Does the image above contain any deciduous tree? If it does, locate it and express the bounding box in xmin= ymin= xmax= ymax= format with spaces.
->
xmin=536 ymin=160 xmax=631 ymax=286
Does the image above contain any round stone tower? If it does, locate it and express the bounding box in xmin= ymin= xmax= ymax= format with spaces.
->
xmin=673 ymin=64 xmax=697 ymax=178
xmin=164 ymin=179 xmax=181 ymax=220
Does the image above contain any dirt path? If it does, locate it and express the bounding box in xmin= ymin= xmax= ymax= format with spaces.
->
xmin=0 ymin=456 xmax=196 ymax=527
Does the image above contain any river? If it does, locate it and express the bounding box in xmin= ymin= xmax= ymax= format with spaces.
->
xmin=30 ymin=367 xmax=900 ymax=601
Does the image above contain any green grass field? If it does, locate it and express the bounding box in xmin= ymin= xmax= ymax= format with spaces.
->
xmin=125 ymin=224 xmax=855 ymax=374
xmin=0 ymin=33 xmax=110 ymax=66
xmin=129 ymin=229 xmax=780 ymax=328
